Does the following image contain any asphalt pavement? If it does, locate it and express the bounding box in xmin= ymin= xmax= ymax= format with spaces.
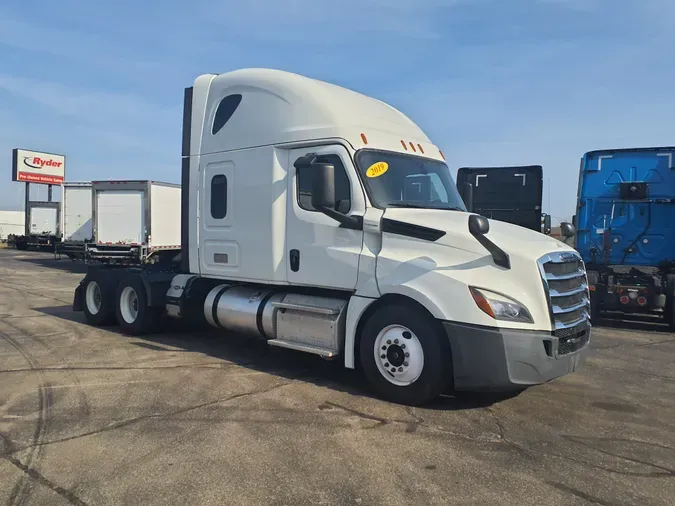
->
xmin=1 ymin=249 xmax=673 ymax=506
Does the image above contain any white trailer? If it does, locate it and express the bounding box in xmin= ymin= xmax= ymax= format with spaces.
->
xmin=85 ymin=180 xmax=181 ymax=264
xmin=56 ymin=182 xmax=93 ymax=259
xmin=73 ymin=68 xmax=591 ymax=406
xmin=10 ymin=202 xmax=60 ymax=250
xmin=29 ymin=203 xmax=59 ymax=235
xmin=0 ymin=211 xmax=25 ymax=241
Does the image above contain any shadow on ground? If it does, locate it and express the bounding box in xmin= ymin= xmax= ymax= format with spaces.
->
xmin=596 ymin=311 xmax=672 ymax=334
xmin=35 ymin=304 xmax=519 ymax=410
xmin=15 ymin=255 xmax=89 ymax=274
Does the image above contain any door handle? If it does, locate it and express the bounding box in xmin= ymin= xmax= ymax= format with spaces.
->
xmin=290 ymin=249 xmax=300 ymax=272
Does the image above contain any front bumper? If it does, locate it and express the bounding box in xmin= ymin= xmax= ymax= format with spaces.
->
xmin=442 ymin=320 xmax=590 ymax=391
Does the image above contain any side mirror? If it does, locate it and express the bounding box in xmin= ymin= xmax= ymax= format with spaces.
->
xmin=543 ymin=213 xmax=552 ymax=235
xmin=560 ymin=222 xmax=576 ymax=238
xmin=310 ymin=163 xmax=336 ymax=210
xmin=294 ymin=153 xmax=360 ymax=230
xmin=468 ymin=214 xmax=510 ymax=269
xmin=462 ymin=182 xmax=474 ymax=213
xmin=468 ymin=214 xmax=489 ymax=236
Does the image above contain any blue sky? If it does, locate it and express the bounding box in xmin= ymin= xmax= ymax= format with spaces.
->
xmin=1 ymin=0 xmax=673 ymax=223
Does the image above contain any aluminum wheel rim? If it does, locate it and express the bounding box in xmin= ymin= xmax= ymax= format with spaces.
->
xmin=373 ymin=324 xmax=424 ymax=386
xmin=85 ymin=281 xmax=102 ymax=315
xmin=119 ymin=286 xmax=139 ymax=324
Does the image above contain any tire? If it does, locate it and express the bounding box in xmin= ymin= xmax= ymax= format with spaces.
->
xmin=359 ymin=304 xmax=452 ymax=406
xmin=589 ymin=291 xmax=601 ymax=325
xmin=82 ymin=272 xmax=117 ymax=326
xmin=665 ymin=274 xmax=675 ymax=329
xmin=115 ymin=275 xmax=161 ymax=335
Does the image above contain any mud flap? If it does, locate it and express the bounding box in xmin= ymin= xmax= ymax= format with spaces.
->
xmin=72 ymin=282 xmax=84 ymax=312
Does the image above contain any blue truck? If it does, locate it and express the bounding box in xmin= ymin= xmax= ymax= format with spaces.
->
xmin=575 ymin=146 xmax=675 ymax=325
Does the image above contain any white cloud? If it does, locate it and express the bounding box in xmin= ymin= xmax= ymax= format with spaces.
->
xmin=0 ymin=0 xmax=673 ymax=219
xmin=199 ymin=0 xmax=462 ymax=41
xmin=0 ymin=76 xmax=173 ymax=124
xmin=0 ymin=74 xmax=181 ymax=211
xmin=0 ymin=15 xmax=165 ymax=78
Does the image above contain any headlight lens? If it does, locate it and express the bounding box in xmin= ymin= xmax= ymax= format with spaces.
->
xmin=469 ymin=287 xmax=533 ymax=324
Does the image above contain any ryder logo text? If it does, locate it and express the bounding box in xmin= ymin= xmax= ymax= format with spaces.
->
xmin=12 ymin=148 xmax=66 ymax=184
xmin=23 ymin=156 xmax=64 ymax=170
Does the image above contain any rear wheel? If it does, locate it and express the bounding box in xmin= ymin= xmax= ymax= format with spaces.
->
xmin=589 ymin=291 xmax=601 ymax=325
xmin=115 ymin=276 xmax=161 ymax=335
xmin=359 ymin=304 xmax=452 ymax=406
xmin=83 ymin=273 xmax=116 ymax=326
xmin=664 ymin=275 xmax=675 ymax=329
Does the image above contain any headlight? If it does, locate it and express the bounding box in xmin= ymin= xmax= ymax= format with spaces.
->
xmin=469 ymin=287 xmax=533 ymax=324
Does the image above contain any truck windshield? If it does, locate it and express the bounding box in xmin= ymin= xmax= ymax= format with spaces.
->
xmin=355 ymin=149 xmax=466 ymax=211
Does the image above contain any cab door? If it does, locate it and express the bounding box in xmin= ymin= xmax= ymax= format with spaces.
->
xmin=286 ymin=145 xmax=365 ymax=290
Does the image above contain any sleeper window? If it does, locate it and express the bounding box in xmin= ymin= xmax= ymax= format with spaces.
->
xmin=296 ymin=155 xmax=352 ymax=214
xmin=212 ymin=94 xmax=242 ymax=135
xmin=210 ymin=175 xmax=228 ymax=219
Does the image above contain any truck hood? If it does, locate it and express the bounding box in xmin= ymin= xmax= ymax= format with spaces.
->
xmin=376 ymin=208 xmax=580 ymax=331
xmin=383 ymin=208 xmax=574 ymax=259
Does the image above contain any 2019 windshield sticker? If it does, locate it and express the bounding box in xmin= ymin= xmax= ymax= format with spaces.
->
xmin=365 ymin=161 xmax=389 ymax=178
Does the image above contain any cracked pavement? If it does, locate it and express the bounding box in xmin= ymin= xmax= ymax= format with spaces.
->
xmin=1 ymin=249 xmax=674 ymax=506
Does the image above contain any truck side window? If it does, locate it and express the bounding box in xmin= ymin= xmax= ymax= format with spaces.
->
xmin=212 ymin=94 xmax=243 ymax=135
xmin=210 ymin=175 xmax=228 ymax=219
xmin=296 ymin=155 xmax=351 ymax=214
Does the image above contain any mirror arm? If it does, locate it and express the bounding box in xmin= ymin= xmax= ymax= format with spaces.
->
xmin=468 ymin=215 xmax=510 ymax=269
xmin=317 ymin=206 xmax=363 ymax=230
xmin=472 ymin=233 xmax=511 ymax=269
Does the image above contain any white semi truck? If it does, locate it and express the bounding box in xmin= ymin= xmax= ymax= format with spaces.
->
xmin=73 ymin=69 xmax=591 ymax=405
xmin=56 ymin=181 xmax=93 ymax=259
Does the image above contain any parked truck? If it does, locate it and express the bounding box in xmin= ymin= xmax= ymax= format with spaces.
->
xmin=9 ymin=201 xmax=60 ymax=251
xmin=456 ymin=165 xmax=554 ymax=234
xmin=56 ymin=181 xmax=93 ymax=260
xmin=84 ymin=180 xmax=181 ymax=265
xmin=0 ymin=211 xmax=25 ymax=242
xmin=72 ymin=68 xmax=591 ymax=405
xmin=575 ymin=146 xmax=675 ymax=325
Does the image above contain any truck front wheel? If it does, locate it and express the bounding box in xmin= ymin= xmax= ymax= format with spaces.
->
xmin=115 ymin=276 xmax=161 ymax=335
xmin=359 ymin=304 xmax=452 ymax=406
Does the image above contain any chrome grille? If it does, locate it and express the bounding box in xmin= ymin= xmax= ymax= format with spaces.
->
xmin=554 ymin=320 xmax=590 ymax=339
xmin=538 ymin=251 xmax=590 ymax=331
xmin=544 ymin=261 xmax=582 ymax=278
xmin=555 ymin=321 xmax=591 ymax=356
xmin=554 ymin=291 xmax=585 ymax=309
xmin=547 ymin=276 xmax=584 ymax=294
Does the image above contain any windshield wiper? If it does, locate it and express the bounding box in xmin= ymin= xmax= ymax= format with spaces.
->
xmin=387 ymin=203 xmax=427 ymax=209
xmin=388 ymin=203 xmax=464 ymax=211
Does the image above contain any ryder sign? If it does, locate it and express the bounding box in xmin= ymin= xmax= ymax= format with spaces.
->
xmin=12 ymin=149 xmax=66 ymax=184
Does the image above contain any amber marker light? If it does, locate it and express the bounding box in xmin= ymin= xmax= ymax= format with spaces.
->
xmin=470 ymin=287 xmax=496 ymax=318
